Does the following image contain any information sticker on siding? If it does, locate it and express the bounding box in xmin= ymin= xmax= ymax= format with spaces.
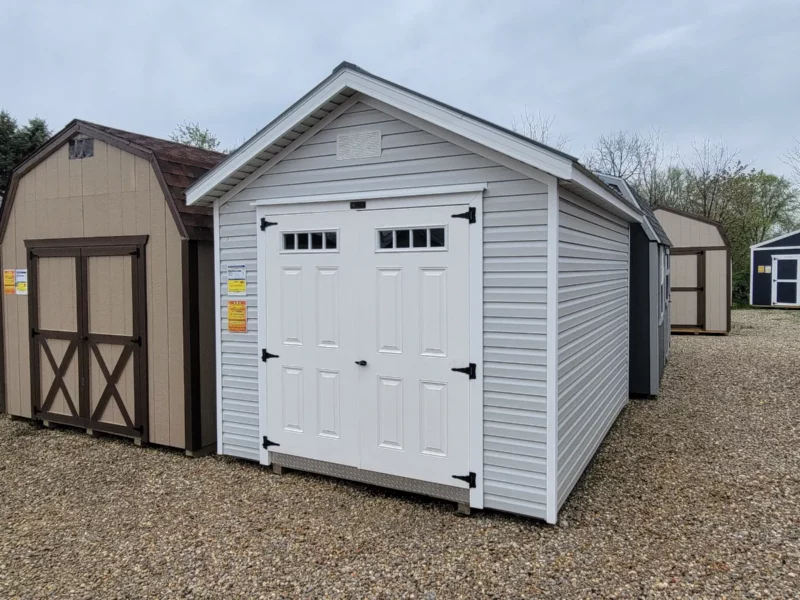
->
xmin=227 ymin=264 xmax=247 ymax=295
xmin=15 ymin=269 xmax=27 ymax=295
xmin=228 ymin=300 xmax=247 ymax=333
xmin=337 ymin=130 xmax=381 ymax=160
xmin=3 ymin=270 xmax=14 ymax=295
xmin=758 ymin=265 xmax=765 ymax=273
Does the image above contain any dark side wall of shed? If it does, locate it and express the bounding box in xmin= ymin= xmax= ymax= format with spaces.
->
xmin=752 ymin=247 xmax=800 ymax=305
xmin=629 ymin=223 xmax=652 ymax=396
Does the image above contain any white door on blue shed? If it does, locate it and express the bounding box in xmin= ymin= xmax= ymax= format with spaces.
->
xmin=772 ymin=256 xmax=800 ymax=306
xmin=264 ymin=204 xmax=471 ymax=487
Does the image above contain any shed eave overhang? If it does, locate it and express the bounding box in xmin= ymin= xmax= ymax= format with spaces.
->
xmin=186 ymin=63 xmax=642 ymax=225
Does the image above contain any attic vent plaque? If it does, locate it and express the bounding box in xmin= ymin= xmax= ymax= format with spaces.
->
xmin=69 ymin=136 xmax=94 ymax=160
xmin=337 ymin=130 xmax=381 ymax=160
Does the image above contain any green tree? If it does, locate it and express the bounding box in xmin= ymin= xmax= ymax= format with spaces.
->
xmin=170 ymin=121 xmax=222 ymax=151
xmin=0 ymin=111 xmax=52 ymax=200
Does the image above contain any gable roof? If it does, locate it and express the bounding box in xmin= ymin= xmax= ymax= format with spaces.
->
xmin=0 ymin=120 xmax=225 ymax=241
xmin=596 ymin=174 xmax=671 ymax=246
xmin=751 ymin=229 xmax=800 ymax=249
xmin=186 ymin=61 xmax=641 ymax=223
xmin=653 ymin=206 xmax=730 ymax=247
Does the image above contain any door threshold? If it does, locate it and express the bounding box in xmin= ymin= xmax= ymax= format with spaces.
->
xmin=269 ymin=452 xmax=470 ymax=505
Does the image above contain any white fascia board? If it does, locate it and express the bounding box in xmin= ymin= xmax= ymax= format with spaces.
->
xmin=569 ymin=167 xmax=643 ymax=223
xmin=347 ymin=71 xmax=573 ymax=179
xmin=186 ymin=70 xmax=351 ymax=205
xmin=188 ymin=68 xmax=575 ymax=206
xmin=751 ymin=229 xmax=800 ymax=248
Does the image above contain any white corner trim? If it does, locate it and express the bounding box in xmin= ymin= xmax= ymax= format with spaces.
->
xmin=219 ymin=96 xmax=360 ymax=208
xmin=751 ymin=245 xmax=800 ymax=251
xmin=545 ymin=178 xmax=560 ymax=524
xmin=213 ymin=201 xmax=224 ymax=456
xmin=249 ymin=184 xmax=488 ymax=208
xmin=749 ymin=247 xmax=754 ymax=306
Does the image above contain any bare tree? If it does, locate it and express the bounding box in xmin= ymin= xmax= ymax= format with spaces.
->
xmin=682 ymin=137 xmax=746 ymax=220
xmin=582 ymin=130 xmax=647 ymax=180
xmin=511 ymin=107 xmax=570 ymax=151
xmin=783 ymin=139 xmax=800 ymax=184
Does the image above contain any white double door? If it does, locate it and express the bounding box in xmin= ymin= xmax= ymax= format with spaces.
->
xmin=264 ymin=204 xmax=471 ymax=488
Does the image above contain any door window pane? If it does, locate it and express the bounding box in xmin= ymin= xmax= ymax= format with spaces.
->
xmin=777 ymin=259 xmax=798 ymax=280
xmin=283 ymin=234 xmax=295 ymax=250
xmin=430 ymin=228 xmax=445 ymax=247
xmin=297 ymin=233 xmax=309 ymax=250
xmin=412 ymin=229 xmax=427 ymax=248
xmin=396 ymin=230 xmax=410 ymax=248
xmin=325 ymin=231 xmax=337 ymax=249
xmin=311 ymin=232 xmax=323 ymax=250
xmin=379 ymin=231 xmax=394 ymax=249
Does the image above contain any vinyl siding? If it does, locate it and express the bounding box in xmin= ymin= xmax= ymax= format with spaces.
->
xmin=217 ymin=101 xmax=549 ymax=518
xmin=557 ymin=191 xmax=629 ymax=507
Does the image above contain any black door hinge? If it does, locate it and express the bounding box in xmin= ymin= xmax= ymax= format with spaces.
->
xmin=262 ymin=349 xmax=279 ymax=362
xmin=451 ymin=206 xmax=476 ymax=224
xmin=350 ymin=201 xmax=366 ymax=209
xmin=260 ymin=218 xmax=277 ymax=231
xmin=262 ymin=436 xmax=280 ymax=449
xmin=451 ymin=363 xmax=476 ymax=379
xmin=452 ymin=472 xmax=476 ymax=488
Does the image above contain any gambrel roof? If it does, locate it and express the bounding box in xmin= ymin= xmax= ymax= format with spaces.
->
xmin=186 ymin=61 xmax=642 ymax=223
xmin=0 ymin=120 xmax=225 ymax=241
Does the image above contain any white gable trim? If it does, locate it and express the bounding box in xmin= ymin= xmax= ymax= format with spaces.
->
xmin=186 ymin=65 xmax=636 ymax=223
xmin=751 ymin=229 xmax=800 ymax=249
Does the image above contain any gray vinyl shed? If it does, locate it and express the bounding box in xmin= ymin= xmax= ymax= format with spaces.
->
xmin=598 ymin=175 xmax=671 ymax=397
xmin=187 ymin=62 xmax=643 ymax=523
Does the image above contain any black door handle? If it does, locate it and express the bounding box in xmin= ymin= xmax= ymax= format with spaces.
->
xmin=355 ymin=360 xmax=367 ymax=366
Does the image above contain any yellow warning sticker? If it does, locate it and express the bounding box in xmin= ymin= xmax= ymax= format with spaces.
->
xmin=227 ymin=300 xmax=247 ymax=333
xmin=3 ymin=270 xmax=15 ymax=295
xmin=758 ymin=265 xmax=765 ymax=273
xmin=15 ymin=269 xmax=27 ymax=295
xmin=227 ymin=265 xmax=247 ymax=295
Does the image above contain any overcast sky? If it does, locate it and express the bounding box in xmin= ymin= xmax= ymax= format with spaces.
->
xmin=3 ymin=0 xmax=799 ymax=175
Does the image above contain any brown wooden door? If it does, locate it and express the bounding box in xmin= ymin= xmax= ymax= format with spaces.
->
xmin=670 ymin=251 xmax=705 ymax=328
xmin=28 ymin=237 xmax=148 ymax=440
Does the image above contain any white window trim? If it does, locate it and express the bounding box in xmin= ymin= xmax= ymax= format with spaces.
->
xmin=255 ymin=188 xmax=485 ymax=509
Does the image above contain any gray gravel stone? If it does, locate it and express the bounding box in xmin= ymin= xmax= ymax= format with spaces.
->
xmin=1 ymin=309 xmax=798 ymax=598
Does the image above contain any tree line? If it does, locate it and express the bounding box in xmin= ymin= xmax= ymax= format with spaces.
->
xmin=513 ymin=111 xmax=800 ymax=305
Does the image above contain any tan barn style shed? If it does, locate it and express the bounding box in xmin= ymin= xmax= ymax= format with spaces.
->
xmin=654 ymin=207 xmax=731 ymax=334
xmin=0 ymin=120 xmax=222 ymax=454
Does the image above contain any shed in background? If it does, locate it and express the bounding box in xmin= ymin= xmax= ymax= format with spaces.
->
xmin=598 ymin=175 xmax=671 ymax=397
xmin=0 ymin=120 xmax=221 ymax=454
xmin=750 ymin=230 xmax=800 ymax=307
xmin=654 ymin=207 xmax=731 ymax=334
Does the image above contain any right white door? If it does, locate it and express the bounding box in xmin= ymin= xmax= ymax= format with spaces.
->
xmin=773 ymin=257 xmax=799 ymax=306
xmin=356 ymin=205 xmax=471 ymax=486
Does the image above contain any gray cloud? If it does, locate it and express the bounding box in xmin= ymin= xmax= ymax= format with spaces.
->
xmin=2 ymin=0 xmax=798 ymax=174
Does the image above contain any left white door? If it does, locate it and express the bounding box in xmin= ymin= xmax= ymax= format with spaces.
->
xmin=265 ymin=212 xmax=360 ymax=467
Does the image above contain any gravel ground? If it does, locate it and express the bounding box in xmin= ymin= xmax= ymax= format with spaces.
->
xmin=1 ymin=310 xmax=799 ymax=599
